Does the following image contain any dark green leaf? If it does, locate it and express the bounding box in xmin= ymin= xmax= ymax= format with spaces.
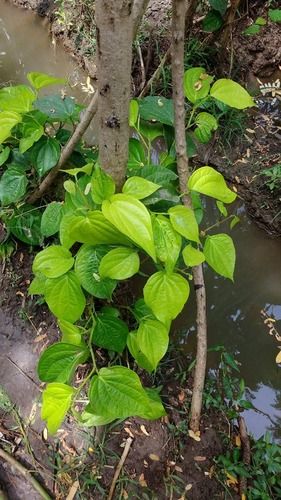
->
xmin=7 ymin=205 xmax=42 ymax=245
xmin=0 ymin=166 xmax=28 ymax=205
xmin=32 ymin=137 xmax=60 ymax=177
xmin=74 ymin=244 xmax=117 ymax=299
xmin=92 ymin=312 xmax=129 ymax=352
xmin=139 ymin=96 xmax=174 ymax=126
xmin=203 ymin=10 xmax=223 ymax=32
xmin=35 ymin=95 xmax=76 ymax=122
xmin=209 ymin=0 xmax=228 ymax=15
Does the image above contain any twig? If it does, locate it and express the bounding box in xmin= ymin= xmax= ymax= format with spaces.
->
xmin=66 ymin=480 xmax=79 ymax=500
xmin=136 ymin=40 xmax=146 ymax=92
xmin=107 ymin=437 xmax=133 ymax=500
xmin=238 ymin=416 xmax=251 ymax=496
xmin=0 ymin=447 xmax=52 ymax=500
xmin=138 ymin=47 xmax=171 ymax=98
xmin=27 ymin=92 xmax=98 ymax=204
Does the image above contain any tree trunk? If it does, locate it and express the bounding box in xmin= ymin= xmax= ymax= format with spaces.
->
xmin=171 ymin=0 xmax=208 ymax=433
xmin=95 ymin=0 xmax=135 ymax=190
xmin=220 ymin=0 xmax=241 ymax=49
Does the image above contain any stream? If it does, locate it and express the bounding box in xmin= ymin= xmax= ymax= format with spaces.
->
xmin=1 ymin=0 xmax=280 ymax=441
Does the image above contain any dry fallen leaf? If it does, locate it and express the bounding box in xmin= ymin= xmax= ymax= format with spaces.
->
xmin=194 ymin=456 xmax=206 ymax=462
xmin=149 ymin=453 xmax=160 ymax=461
xmin=43 ymin=427 xmax=48 ymax=441
xmin=66 ymin=481 xmax=79 ymax=500
xmin=175 ymin=465 xmax=183 ymax=472
xmin=188 ymin=429 xmax=201 ymax=441
xmin=139 ymin=473 xmax=147 ymax=488
xmin=185 ymin=483 xmax=193 ymax=491
xmin=226 ymin=471 xmax=238 ymax=487
xmin=124 ymin=427 xmax=134 ymax=438
xmin=276 ymin=350 xmax=281 ymax=364
xmin=178 ymin=390 xmax=185 ymax=402
xmin=121 ymin=489 xmax=129 ymax=499
xmin=140 ymin=424 xmax=150 ymax=436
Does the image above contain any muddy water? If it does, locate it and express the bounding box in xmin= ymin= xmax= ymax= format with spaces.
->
xmin=1 ymin=1 xmax=280 ymax=440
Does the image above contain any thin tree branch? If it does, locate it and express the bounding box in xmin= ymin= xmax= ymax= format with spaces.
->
xmin=138 ymin=46 xmax=171 ymax=98
xmin=27 ymin=92 xmax=98 ymax=204
xmin=0 ymin=447 xmax=52 ymax=500
xmin=171 ymin=0 xmax=207 ymax=433
xmin=220 ymin=0 xmax=241 ymax=49
xmin=107 ymin=437 xmax=133 ymax=500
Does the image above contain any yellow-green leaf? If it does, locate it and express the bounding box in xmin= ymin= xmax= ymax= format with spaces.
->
xmin=41 ymin=383 xmax=75 ymax=434
xmin=102 ymin=194 xmax=156 ymax=261
xmin=169 ymin=205 xmax=199 ymax=243
xmin=188 ymin=166 xmax=236 ymax=204
xmin=182 ymin=245 xmax=205 ymax=267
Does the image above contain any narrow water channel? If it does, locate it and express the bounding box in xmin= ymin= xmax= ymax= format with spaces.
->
xmin=1 ymin=0 xmax=280 ymax=440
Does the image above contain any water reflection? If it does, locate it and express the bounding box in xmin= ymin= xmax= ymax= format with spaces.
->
xmin=175 ymin=210 xmax=281 ymax=440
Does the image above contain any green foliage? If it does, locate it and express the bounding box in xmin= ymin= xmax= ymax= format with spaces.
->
xmin=262 ymin=164 xmax=281 ymax=191
xmin=269 ymin=9 xmax=281 ymax=23
xmin=3 ymin=69 xmax=244 ymax=434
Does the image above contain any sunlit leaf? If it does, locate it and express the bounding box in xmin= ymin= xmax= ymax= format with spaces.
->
xmin=203 ymin=233 xmax=235 ymax=280
xmin=188 ymin=166 xmax=236 ymax=204
xmin=41 ymin=383 xmax=75 ymax=434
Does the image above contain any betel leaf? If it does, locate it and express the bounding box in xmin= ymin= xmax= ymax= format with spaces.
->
xmin=269 ymin=9 xmax=281 ymax=23
xmin=152 ymin=215 xmax=182 ymax=272
xmin=203 ymin=233 xmax=235 ymax=280
xmin=136 ymin=319 xmax=169 ymax=372
xmin=0 ymin=146 xmax=10 ymax=166
xmin=209 ymin=0 xmax=228 ymax=15
xmin=168 ymin=205 xmax=199 ymax=243
xmin=122 ymin=176 xmax=160 ymax=199
xmin=80 ymin=410 xmax=115 ymax=427
xmin=139 ymin=121 xmax=163 ymax=141
xmin=210 ymin=79 xmax=255 ymax=109
xmin=38 ymin=343 xmax=89 ymax=383
xmin=216 ymin=200 xmax=228 ymax=217
xmin=92 ymin=312 xmax=129 ymax=352
xmin=7 ymin=205 xmax=42 ymax=245
xmin=138 ymin=96 xmax=174 ymax=126
xmin=142 ymin=388 xmax=166 ymax=420
xmin=128 ymin=138 xmax=146 ymax=169
xmin=0 ymin=85 xmax=35 ymax=113
xmin=27 ymin=72 xmax=66 ymax=90
xmin=32 ymin=137 xmax=61 ymax=177
xmin=41 ymin=202 xmax=63 ymax=237
xmin=182 ymin=244 xmax=205 ymax=267
xmin=144 ymin=271 xmax=190 ymax=323
xmin=129 ymin=99 xmax=139 ymax=127
xmin=61 ymin=163 xmax=93 ymax=177
xmin=41 ymin=383 xmax=75 ymax=434
xmin=188 ymin=166 xmax=236 ymax=204
xmin=44 ymin=271 xmax=86 ymax=322
xmin=102 ymin=194 xmax=156 ymax=261
xmin=127 ymin=330 xmax=153 ymax=372
xmin=133 ymin=298 xmax=154 ymax=322
xmin=35 ymin=95 xmax=76 ymax=122
xmin=255 ymin=17 xmax=267 ymax=26
xmin=28 ymin=273 xmax=47 ymax=295
xmin=184 ymin=67 xmax=213 ymax=104
xmin=0 ymin=166 xmax=28 ymax=205
xmin=0 ymin=111 xmax=22 ymax=144
xmin=194 ymin=112 xmax=218 ymax=143
xmin=58 ymin=319 xmax=84 ymax=346
xmin=74 ymin=244 xmax=116 ymax=299
xmin=91 ymin=165 xmax=115 ymax=204
xmin=89 ymin=366 xmax=164 ymax=420
xmin=64 ymin=180 xmax=76 ymax=195
xmin=129 ymin=164 xmax=178 ymax=187
xmin=60 ymin=211 xmax=130 ymax=249
xmin=99 ymin=247 xmax=140 ymax=280
xmin=203 ymin=10 xmax=223 ymax=32
xmin=18 ymin=111 xmax=47 ymax=153
xmin=33 ymin=245 xmax=74 ymax=278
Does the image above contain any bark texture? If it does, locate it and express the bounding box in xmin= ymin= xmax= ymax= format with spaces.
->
xmin=95 ymin=0 xmax=135 ymax=190
xmin=171 ymin=0 xmax=207 ymax=433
